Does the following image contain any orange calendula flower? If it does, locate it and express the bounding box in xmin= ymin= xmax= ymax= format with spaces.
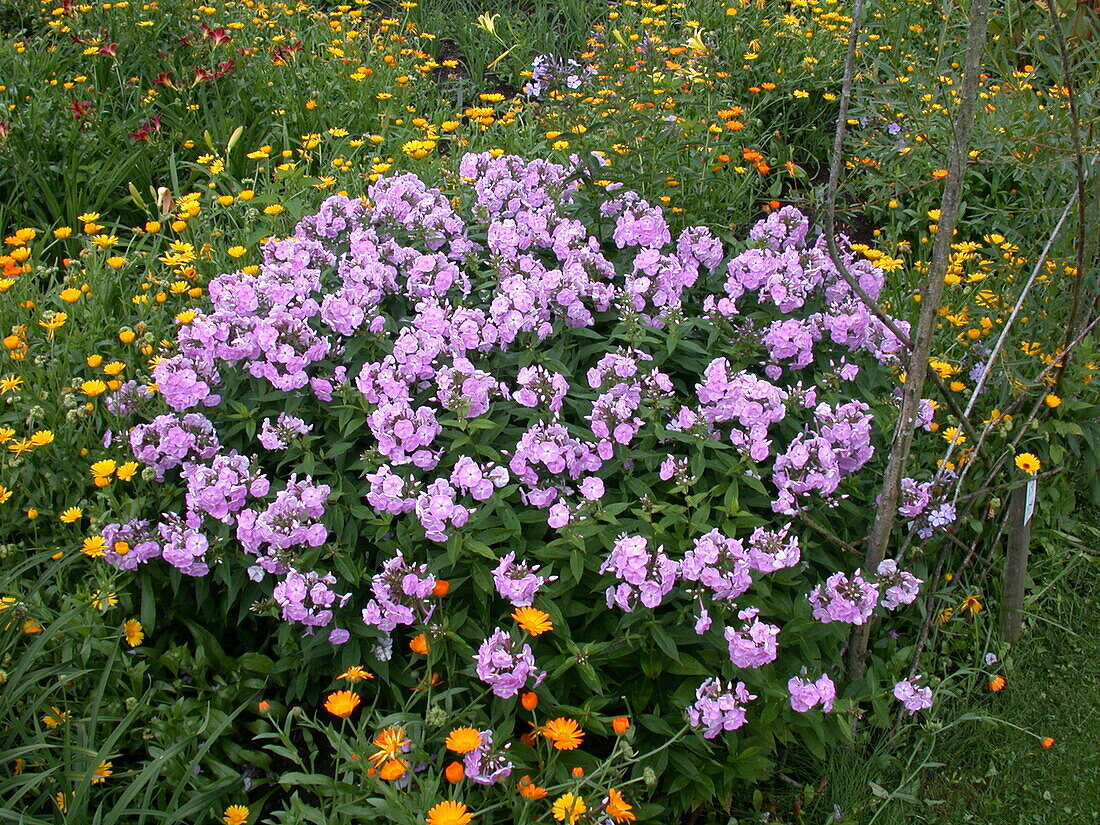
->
xmin=542 ymin=718 xmax=584 ymax=750
xmin=123 ymin=619 xmax=144 ymax=647
xmin=517 ymin=775 xmax=548 ymax=800
xmin=324 ymin=690 xmax=361 ymax=718
xmin=379 ymin=759 xmax=408 ymax=780
xmin=369 ymin=725 xmax=410 ymax=768
xmin=425 ymin=800 xmax=474 ymax=825
xmin=444 ymin=760 xmax=465 ymax=783
xmin=445 ymin=727 xmax=483 ymax=754
xmin=409 ymin=633 xmax=430 ymax=654
xmin=337 ymin=665 xmax=374 ymax=681
xmin=605 ymin=788 xmax=635 ymax=822
xmin=989 ymin=675 xmax=1007 ymax=692
xmin=1040 ymin=737 xmax=1055 ymax=748
xmin=512 ymin=606 xmax=553 ymax=635
xmin=612 ymin=716 xmax=631 ymax=734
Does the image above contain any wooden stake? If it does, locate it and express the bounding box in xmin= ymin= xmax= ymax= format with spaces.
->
xmin=1000 ymin=479 xmax=1035 ymax=644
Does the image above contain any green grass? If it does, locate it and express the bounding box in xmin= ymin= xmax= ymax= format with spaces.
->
xmin=813 ymin=521 xmax=1100 ymax=824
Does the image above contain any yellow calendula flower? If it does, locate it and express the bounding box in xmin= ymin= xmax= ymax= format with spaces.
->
xmin=222 ymin=805 xmax=250 ymax=825
xmin=91 ymin=459 xmax=116 ymax=482
xmin=60 ymin=506 xmax=83 ymax=523
xmin=91 ymin=590 xmax=117 ymax=610
xmin=60 ymin=287 xmax=82 ymax=303
xmin=116 ymin=461 xmax=139 ymax=482
xmin=81 ymin=380 xmax=107 ymax=396
xmin=91 ymin=760 xmax=112 ymax=784
xmin=0 ymin=484 xmax=12 ymax=505
xmin=551 ymin=793 xmax=587 ymax=824
xmin=123 ymin=618 xmax=144 ymax=647
xmin=1014 ymin=453 xmax=1040 ymax=474
xmin=29 ymin=430 xmax=54 ymax=446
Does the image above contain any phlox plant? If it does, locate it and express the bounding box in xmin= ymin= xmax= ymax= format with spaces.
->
xmin=89 ymin=151 xmax=943 ymax=819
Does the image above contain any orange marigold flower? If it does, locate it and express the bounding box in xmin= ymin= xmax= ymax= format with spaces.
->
xmin=512 ymin=606 xmax=553 ymax=635
xmin=379 ymin=758 xmax=408 ymax=780
xmin=517 ymin=775 xmax=548 ymax=800
xmin=425 ymin=800 xmax=474 ymax=825
xmin=542 ymin=718 xmax=584 ymax=750
xmin=445 ymin=727 xmax=483 ymax=754
xmin=410 ymin=633 xmax=430 ymax=654
xmin=324 ymin=690 xmax=362 ymax=718
xmin=1040 ymin=736 xmax=1055 ymax=748
xmin=606 ymin=788 xmax=635 ymax=822
xmin=521 ymin=691 xmax=539 ymax=710
xmin=369 ymin=725 xmax=410 ymax=768
xmin=612 ymin=716 xmax=631 ymax=734
xmin=444 ymin=760 xmax=465 ymax=783
xmin=989 ymin=675 xmax=1007 ymax=692
xmin=337 ymin=665 xmax=374 ymax=681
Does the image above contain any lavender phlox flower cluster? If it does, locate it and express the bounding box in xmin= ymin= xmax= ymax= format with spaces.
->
xmin=694 ymin=359 xmax=787 ymax=461
xmin=367 ymin=400 xmax=441 ymax=470
xmin=814 ymin=400 xmax=875 ymax=473
xmin=896 ymin=477 xmax=934 ymax=518
xmin=459 ymin=152 xmax=575 ymax=222
xmin=620 ymin=247 xmax=699 ymax=326
xmin=183 ymin=452 xmax=269 ymax=524
xmin=508 ymin=421 xmax=603 ymax=505
xmin=746 ymin=524 xmax=801 ymax=573
xmin=435 ymin=357 xmax=501 ymax=418
xmin=725 ymin=607 xmax=780 ymax=669
xmin=893 ymin=677 xmax=934 ymax=714
xmin=463 ymin=730 xmax=514 ymax=785
xmin=258 ymin=412 xmax=312 ymax=450
xmin=588 ymin=382 xmax=644 ymax=457
xmin=451 ymin=456 xmax=509 ymax=501
xmin=586 ymin=349 xmax=652 ymax=390
xmin=771 ymin=434 xmax=842 ymax=514
xmin=100 ymin=518 xmax=162 ymax=572
xmin=659 ymin=456 xmax=693 ymax=485
xmin=513 ymin=366 xmax=569 ymax=415
xmin=600 ymin=533 xmax=679 ymax=612
xmin=235 ymin=475 xmax=330 ymax=575
xmin=808 ymin=569 xmax=880 ymax=625
xmin=364 ymin=464 xmax=419 ymax=515
xmin=492 ymin=552 xmax=556 ymax=607
xmin=747 ymin=205 xmax=811 ymax=251
xmin=600 ymin=191 xmax=672 ymax=249
xmin=915 ymin=398 xmax=936 ymax=430
xmin=360 ymin=551 xmax=436 ymax=632
xmin=157 ymin=514 xmax=210 ymax=576
xmin=273 ymin=569 xmax=351 ymax=630
xmin=918 ymin=502 xmax=957 ymax=539
xmin=523 ymin=53 xmax=593 ymax=97
xmin=762 ymin=319 xmax=817 ymax=378
xmin=687 ymin=678 xmax=757 ymax=738
xmin=679 ymin=529 xmax=752 ymax=601
xmin=129 ymin=413 xmax=220 ymax=480
xmin=677 ymin=225 xmax=725 ymax=273
xmin=875 ymin=559 xmax=923 ymax=610
xmin=367 ymin=173 xmax=475 ymax=258
xmin=414 ymin=478 xmax=473 ymax=542
xmin=153 ymin=352 xmax=222 ymax=411
xmin=105 ymin=379 xmax=156 ymax=417
xmin=473 ymin=628 xmax=546 ymax=698
xmin=788 ymin=673 xmax=836 ymax=713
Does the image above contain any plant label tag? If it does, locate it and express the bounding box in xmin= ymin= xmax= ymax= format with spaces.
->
xmin=1024 ymin=477 xmax=1037 ymax=526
